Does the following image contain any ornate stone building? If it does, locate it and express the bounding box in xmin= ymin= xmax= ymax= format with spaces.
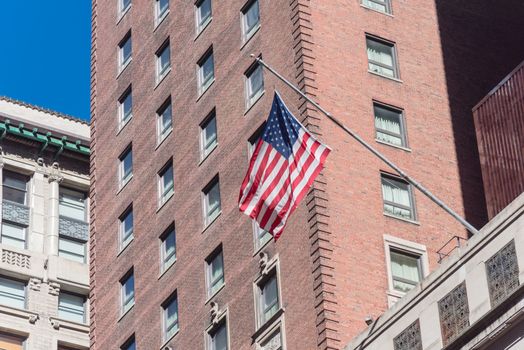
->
xmin=0 ymin=97 xmax=90 ymax=349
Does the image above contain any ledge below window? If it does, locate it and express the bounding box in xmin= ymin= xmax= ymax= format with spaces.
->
xmin=383 ymin=212 xmax=420 ymax=226
xmin=252 ymin=308 xmax=285 ymax=341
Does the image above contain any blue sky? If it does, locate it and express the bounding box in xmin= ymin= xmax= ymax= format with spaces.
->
xmin=0 ymin=1 xmax=92 ymax=121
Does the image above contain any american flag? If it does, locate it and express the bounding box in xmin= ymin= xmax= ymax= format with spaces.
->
xmin=239 ymin=92 xmax=331 ymax=240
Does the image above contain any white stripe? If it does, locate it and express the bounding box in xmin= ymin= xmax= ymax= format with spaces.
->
xmin=239 ymin=143 xmax=273 ymax=206
xmin=256 ymin=165 xmax=290 ymax=223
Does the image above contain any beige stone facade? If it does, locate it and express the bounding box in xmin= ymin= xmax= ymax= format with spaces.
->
xmin=0 ymin=98 xmax=90 ymax=349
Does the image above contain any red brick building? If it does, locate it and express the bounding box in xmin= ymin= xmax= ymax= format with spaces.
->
xmin=473 ymin=60 xmax=524 ymax=220
xmin=89 ymin=1 xmax=524 ymax=349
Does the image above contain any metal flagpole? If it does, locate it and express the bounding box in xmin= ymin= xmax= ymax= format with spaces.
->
xmin=252 ymin=55 xmax=480 ymax=236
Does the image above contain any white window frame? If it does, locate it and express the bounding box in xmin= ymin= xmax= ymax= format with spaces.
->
xmin=2 ymin=170 xmax=29 ymax=205
xmin=254 ymin=259 xmax=282 ymax=329
xmin=119 ymin=206 xmax=134 ymax=251
xmin=205 ymin=311 xmax=230 ymax=350
xmin=120 ymin=335 xmax=136 ymax=350
xmin=58 ymin=291 xmax=87 ymax=324
xmin=241 ymin=0 xmax=261 ymax=43
xmin=158 ymin=161 xmax=174 ymax=207
xmin=118 ymin=0 xmax=132 ymax=18
xmin=119 ymin=146 xmax=133 ymax=188
xmin=120 ymin=270 xmax=135 ymax=315
xmin=373 ymin=101 xmax=408 ymax=149
xmin=155 ymin=0 xmax=170 ymax=26
xmin=200 ymin=109 xmax=218 ymax=160
xmin=157 ymin=98 xmax=173 ymax=144
xmin=366 ymin=35 xmax=399 ymax=79
xmin=254 ymin=318 xmax=287 ymax=350
xmin=202 ymin=176 xmax=221 ymax=228
xmin=118 ymin=33 xmax=132 ymax=73
xmin=361 ymin=0 xmax=392 ymax=14
xmin=0 ymin=221 xmax=27 ymax=250
xmin=383 ymin=234 xmax=429 ymax=307
xmin=206 ymin=247 xmax=225 ymax=299
xmin=118 ymin=87 xmax=133 ymax=129
xmin=160 ymin=224 xmax=176 ymax=272
xmin=58 ymin=235 xmax=87 ymax=263
xmin=162 ymin=292 xmax=179 ymax=341
xmin=0 ymin=275 xmax=26 ymax=310
xmin=197 ymin=48 xmax=215 ymax=96
xmin=195 ymin=0 xmax=212 ymax=35
xmin=59 ymin=186 xmax=88 ymax=222
xmin=245 ymin=62 xmax=265 ymax=109
xmin=156 ymin=40 xmax=172 ymax=84
xmin=380 ymin=173 xmax=416 ymax=222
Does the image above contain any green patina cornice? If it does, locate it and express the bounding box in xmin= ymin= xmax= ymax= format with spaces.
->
xmin=0 ymin=119 xmax=90 ymax=156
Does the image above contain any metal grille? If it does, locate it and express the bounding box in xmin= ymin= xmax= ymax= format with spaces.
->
xmin=486 ymin=240 xmax=520 ymax=307
xmin=393 ymin=319 xmax=422 ymax=350
xmin=438 ymin=282 xmax=469 ymax=346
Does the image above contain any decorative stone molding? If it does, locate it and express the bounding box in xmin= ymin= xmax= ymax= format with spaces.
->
xmin=59 ymin=215 xmax=89 ymax=241
xmin=258 ymin=252 xmax=278 ymax=277
xmin=29 ymin=278 xmax=42 ymax=291
xmin=1 ymin=249 xmax=31 ymax=269
xmin=50 ymin=318 xmax=60 ymax=330
xmin=48 ymin=281 xmax=61 ymax=296
xmin=28 ymin=314 xmax=39 ymax=324
xmin=2 ymin=200 xmax=30 ymax=226
xmin=48 ymin=162 xmax=63 ymax=183
xmin=210 ymin=301 xmax=221 ymax=326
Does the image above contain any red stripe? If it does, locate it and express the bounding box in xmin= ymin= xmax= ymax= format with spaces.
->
xmin=251 ymin=158 xmax=289 ymax=220
xmin=239 ymin=142 xmax=273 ymax=211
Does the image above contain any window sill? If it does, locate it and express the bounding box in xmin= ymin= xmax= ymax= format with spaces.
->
xmin=160 ymin=328 xmax=179 ymax=349
xmin=158 ymin=259 xmax=176 ymax=280
xmin=368 ymin=70 xmax=403 ymax=83
xmin=0 ymin=303 xmax=38 ymax=321
xmin=375 ymin=139 xmax=411 ymax=152
xmin=383 ymin=212 xmax=420 ymax=226
xmin=117 ymin=59 xmax=132 ymax=79
xmin=117 ymin=304 xmax=134 ymax=322
xmin=116 ymin=175 xmax=133 ymax=195
xmin=50 ymin=316 xmax=89 ymax=332
xmin=205 ymin=283 xmax=225 ymax=305
xmin=116 ymin=117 xmax=132 ymax=136
xmin=116 ymin=5 xmax=131 ymax=25
xmin=117 ymin=237 xmax=134 ymax=257
xmin=253 ymin=235 xmax=273 ymax=257
xmin=156 ymin=193 xmax=174 ymax=213
xmin=154 ymin=10 xmax=170 ymax=32
xmin=155 ymin=129 xmax=173 ymax=150
xmin=196 ymin=79 xmax=215 ymax=102
xmin=360 ymin=4 xmax=394 ymax=17
xmin=154 ymin=68 xmax=172 ymax=90
xmin=194 ymin=17 xmax=212 ymax=41
xmin=252 ymin=308 xmax=285 ymax=341
xmin=244 ymin=90 xmax=265 ymax=116
xmin=202 ymin=212 xmax=222 ymax=233
xmin=240 ymin=24 xmax=261 ymax=50
xmin=198 ymin=144 xmax=218 ymax=166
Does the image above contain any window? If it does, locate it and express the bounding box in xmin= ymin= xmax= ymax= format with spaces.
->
xmin=208 ymin=320 xmax=228 ymax=350
xmin=362 ymin=0 xmax=391 ymax=14
xmin=118 ymin=33 xmax=132 ymax=71
xmin=156 ymin=40 xmax=171 ymax=82
xmin=158 ymin=161 xmax=174 ymax=205
xmin=59 ymin=187 xmax=87 ymax=221
xmin=256 ymin=273 xmax=280 ymax=326
xmin=198 ymin=48 xmax=215 ymax=95
xmin=202 ymin=176 xmax=221 ymax=226
xmin=155 ymin=0 xmax=169 ymax=23
xmin=195 ymin=0 xmax=212 ymax=33
xmin=2 ymin=170 xmax=28 ymax=205
xmin=118 ymin=87 xmax=133 ymax=127
xmin=0 ymin=276 xmax=25 ymax=309
xmin=206 ymin=248 xmax=224 ymax=297
xmin=366 ymin=36 xmax=398 ymax=79
xmin=373 ymin=103 xmax=407 ymax=147
xmin=59 ymin=237 xmax=86 ymax=263
xmin=58 ymin=292 xmax=86 ymax=323
xmin=160 ymin=224 xmax=176 ymax=271
xmin=245 ymin=62 xmax=264 ymax=108
xmin=119 ymin=146 xmax=133 ymax=187
xmin=381 ymin=174 xmax=416 ymax=220
xmin=248 ymin=126 xmax=272 ymax=249
xmin=119 ymin=206 xmax=134 ymax=249
xmin=0 ymin=333 xmax=25 ymax=350
xmin=241 ymin=0 xmax=260 ymax=42
xmin=390 ymin=249 xmax=422 ymax=293
xmin=162 ymin=293 xmax=179 ymax=340
xmin=157 ymin=98 xmax=173 ymax=142
xmin=200 ymin=110 xmax=217 ymax=159
xmin=119 ymin=0 xmax=131 ymax=16
xmin=121 ymin=336 xmax=136 ymax=350
xmin=120 ymin=270 xmax=135 ymax=314
xmin=0 ymin=222 xmax=26 ymax=249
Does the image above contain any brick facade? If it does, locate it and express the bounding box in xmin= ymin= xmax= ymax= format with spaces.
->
xmin=90 ymin=0 xmax=524 ymax=349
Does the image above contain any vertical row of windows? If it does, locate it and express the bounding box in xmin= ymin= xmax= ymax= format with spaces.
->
xmin=1 ymin=171 xmax=29 ymax=249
